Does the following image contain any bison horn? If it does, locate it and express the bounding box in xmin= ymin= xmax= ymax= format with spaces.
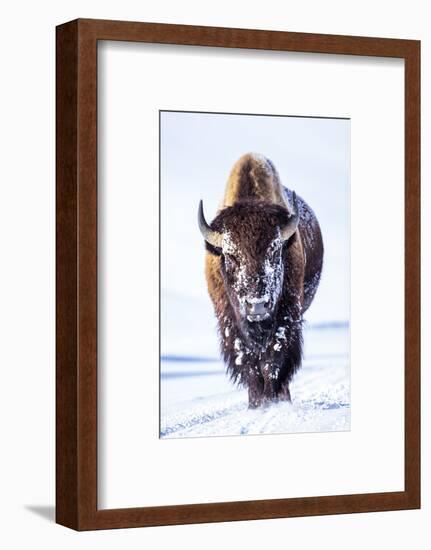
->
xmin=198 ymin=200 xmax=223 ymax=249
xmin=281 ymin=191 xmax=300 ymax=242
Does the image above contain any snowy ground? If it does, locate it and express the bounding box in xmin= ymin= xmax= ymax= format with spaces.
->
xmin=160 ymin=324 xmax=350 ymax=439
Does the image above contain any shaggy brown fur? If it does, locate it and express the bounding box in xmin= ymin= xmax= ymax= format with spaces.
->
xmin=202 ymin=153 xmax=323 ymax=407
xmin=220 ymin=153 xmax=287 ymax=208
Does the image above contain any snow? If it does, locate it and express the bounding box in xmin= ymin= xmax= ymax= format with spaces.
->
xmin=234 ymin=352 xmax=244 ymax=366
xmin=160 ymin=323 xmax=350 ymax=439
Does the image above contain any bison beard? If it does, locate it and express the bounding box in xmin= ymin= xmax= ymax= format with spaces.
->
xmin=199 ymin=153 xmax=323 ymax=408
xmin=222 ymin=293 xmax=304 ymax=408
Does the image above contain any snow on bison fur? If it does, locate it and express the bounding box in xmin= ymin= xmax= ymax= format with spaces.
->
xmin=198 ymin=153 xmax=324 ymax=408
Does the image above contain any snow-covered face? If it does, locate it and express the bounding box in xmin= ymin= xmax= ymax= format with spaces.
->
xmin=207 ymin=202 xmax=292 ymax=347
xmin=221 ymin=230 xmax=284 ymax=326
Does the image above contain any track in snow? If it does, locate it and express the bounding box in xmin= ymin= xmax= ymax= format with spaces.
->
xmin=160 ymin=325 xmax=350 ymax=439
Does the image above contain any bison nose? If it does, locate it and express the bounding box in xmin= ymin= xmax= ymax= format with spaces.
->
xmin=245 ymin=298 xmax=269 ymax=317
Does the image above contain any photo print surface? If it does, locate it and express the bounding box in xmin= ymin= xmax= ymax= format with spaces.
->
xmin=160 ymin=110 xmax=350 ymax=439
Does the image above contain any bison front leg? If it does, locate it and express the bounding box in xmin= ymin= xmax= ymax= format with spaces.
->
xmin=277 ymin=381 xmax=291 ymax=402
xmin=260 ymin=363 xmax=279 ymax=402
xmin=263 ymin=377 xmax=277 ymax=402
xmin=261 ymin=363 xmax=292 ymax=404
xmin=247 ymin=373 xmax=264 ymax=408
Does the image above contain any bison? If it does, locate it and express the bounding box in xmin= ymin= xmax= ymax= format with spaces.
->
xmin=198 ymin=153 xmax=324 ymax=408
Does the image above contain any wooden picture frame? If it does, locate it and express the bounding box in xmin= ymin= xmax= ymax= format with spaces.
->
xmin=56 ymin=18 xmax=420 ymax=530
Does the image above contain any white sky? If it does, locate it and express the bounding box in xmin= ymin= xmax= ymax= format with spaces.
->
xmin=160 ymin=111 xmax=350 ymax=329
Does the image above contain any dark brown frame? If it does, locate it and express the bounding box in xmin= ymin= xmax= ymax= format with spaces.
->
xmin=56 ymin=18 xmax=420 ymax=531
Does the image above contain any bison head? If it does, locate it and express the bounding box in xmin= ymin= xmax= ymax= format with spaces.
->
xmin=198 ymin=196 xmax=299 ymax=347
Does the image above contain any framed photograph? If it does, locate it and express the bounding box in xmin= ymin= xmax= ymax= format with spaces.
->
xmin=56 ymin=19 xmax=420 ymax=530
